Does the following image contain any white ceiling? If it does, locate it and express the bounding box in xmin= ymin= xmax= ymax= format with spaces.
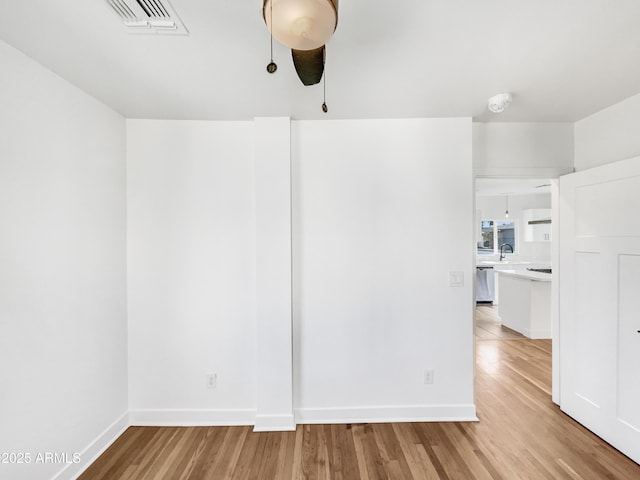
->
xmin=2 ymin=0 xmax=640 ymax=122
xmin=475 ymin=178 xmax=551 ymax=197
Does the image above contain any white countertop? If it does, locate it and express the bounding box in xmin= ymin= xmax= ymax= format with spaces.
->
xmin=495 ymin=269 xmax=552 ymax=282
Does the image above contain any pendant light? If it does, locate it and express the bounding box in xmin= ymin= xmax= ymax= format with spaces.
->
xmin=505 ymin=195 xmax=509 ymax=219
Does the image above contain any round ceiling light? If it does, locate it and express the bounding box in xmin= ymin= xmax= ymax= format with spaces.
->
xmin=264 ymin=0 xmax=338 ymax=51
xmin=488 ymin=93 xmax=512 ymax=113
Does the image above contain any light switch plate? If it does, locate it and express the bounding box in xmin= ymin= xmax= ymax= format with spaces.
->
xmin=448 ymin=271 xmax=464 ymax=287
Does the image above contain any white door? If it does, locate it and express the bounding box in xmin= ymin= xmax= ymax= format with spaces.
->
xmin=559 ymin=156 xmax=640 ymax=464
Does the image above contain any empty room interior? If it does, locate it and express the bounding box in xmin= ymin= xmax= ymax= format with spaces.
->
xmin=1 ymin=1 xmax=640 ymax=479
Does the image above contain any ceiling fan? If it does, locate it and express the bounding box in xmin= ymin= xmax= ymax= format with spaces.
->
xmin=262 ymin=0 xmax=338 ymax=110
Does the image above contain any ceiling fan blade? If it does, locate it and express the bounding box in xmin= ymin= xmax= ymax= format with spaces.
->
xmin=291 ymin=46 xmax=325 ymax=86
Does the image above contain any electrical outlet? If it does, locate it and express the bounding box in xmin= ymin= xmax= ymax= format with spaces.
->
xmin=424 ymin=369 xmax=434 ymax=385
xmin=206 ymin=373 xmax=217 ymax=389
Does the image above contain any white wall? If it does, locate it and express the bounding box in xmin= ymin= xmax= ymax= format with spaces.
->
xmin=574 ymin=92 xmax=640 ymax=171
xmin=476 ymin=193 xmax=551 ymax=259
xmin=292 ymin=118 xmax=476 ymax=422
xmin=0 ymin=40 xmax=127 ymax=480
xmin=127 ymin=120 xmax=257 ymax=425
xmin=476 ymin=193 xmax=550 ymax=219
xmin=127 ymin=117 xmax=477 ymax=427
xmin=474 ymin=122 xmax=574 ymax=177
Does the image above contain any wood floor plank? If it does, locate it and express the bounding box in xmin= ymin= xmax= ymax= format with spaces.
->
xmin=475 ymin=304 xmax=524 ymax=340
xmin=359 ymin=424 xmax=389 ymax=480
xmin=334 ymin=425 xmax=363 ymax=480
xmin=438 ymin=422 xmax=493 ymax=480
xmin=391 ymin=423 xmax=441 ymax=480
xmin=373 ymin=423 xmax=414 ymax=480
xmin=229 ymin=427 xmax=259 ymax=480
xmin=273 ymin=430 xmax=296 ymax=479
xmin=454 ymin=423 xmax=506 ymax=480
xmin=301 ymin=424 xmax=320 ymax=480
xmin=217 ymin=427 xmax=250 ymax=479
xmin=185 ymin=427 xmax=226 ymax=479
xmin=78 ymin=307 xmax=640 ymax=480
xmin=350 ymin=424 xmax=372 ymax=480
xmin=410 ymin=423 xmax=450 ymax=480
xmin=291 ymin=425 xmax=304 ymax=480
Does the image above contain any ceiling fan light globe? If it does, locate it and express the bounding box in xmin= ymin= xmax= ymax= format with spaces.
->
xmin=264 ymin=0 xmax=337 ymax=51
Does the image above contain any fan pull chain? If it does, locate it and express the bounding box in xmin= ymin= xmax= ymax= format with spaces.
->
xmin=266 ymin=1 xmax=277 ymax=73
xmin=322 ymin=49 xmax=328 ymax=113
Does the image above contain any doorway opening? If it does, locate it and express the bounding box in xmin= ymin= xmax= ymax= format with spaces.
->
xmin=473 ymin=177 xmax=559 ymax=402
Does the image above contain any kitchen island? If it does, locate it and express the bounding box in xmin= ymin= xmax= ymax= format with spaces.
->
xmin=496 ymin=268 xmax=551 ymax=339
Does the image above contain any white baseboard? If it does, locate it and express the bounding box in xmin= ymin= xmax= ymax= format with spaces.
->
xmin=129 ymin=408 xmax=256 ymax=426
xmin=52 ymin=411 xmax=130 ymax=480
xmin=295 ymin=404 xmax=478 ymax=424
xmin=253 ymin=414 xmax=296 ymax=432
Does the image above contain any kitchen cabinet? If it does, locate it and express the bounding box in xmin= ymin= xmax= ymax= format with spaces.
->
xmin=522 ymin=208 xmax=551 ymax=242
xmin=497 ymin=269 xmax=551 ymax=338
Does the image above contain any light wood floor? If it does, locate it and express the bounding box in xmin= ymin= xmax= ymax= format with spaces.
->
xmin=475 ymin=304 xmax=523 ymax=340
xmin=79 ymin=309 xmax=640 ymax=479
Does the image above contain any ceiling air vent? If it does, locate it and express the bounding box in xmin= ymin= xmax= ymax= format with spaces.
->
xmin=107 ymin=0 xmax=188 ymax=35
